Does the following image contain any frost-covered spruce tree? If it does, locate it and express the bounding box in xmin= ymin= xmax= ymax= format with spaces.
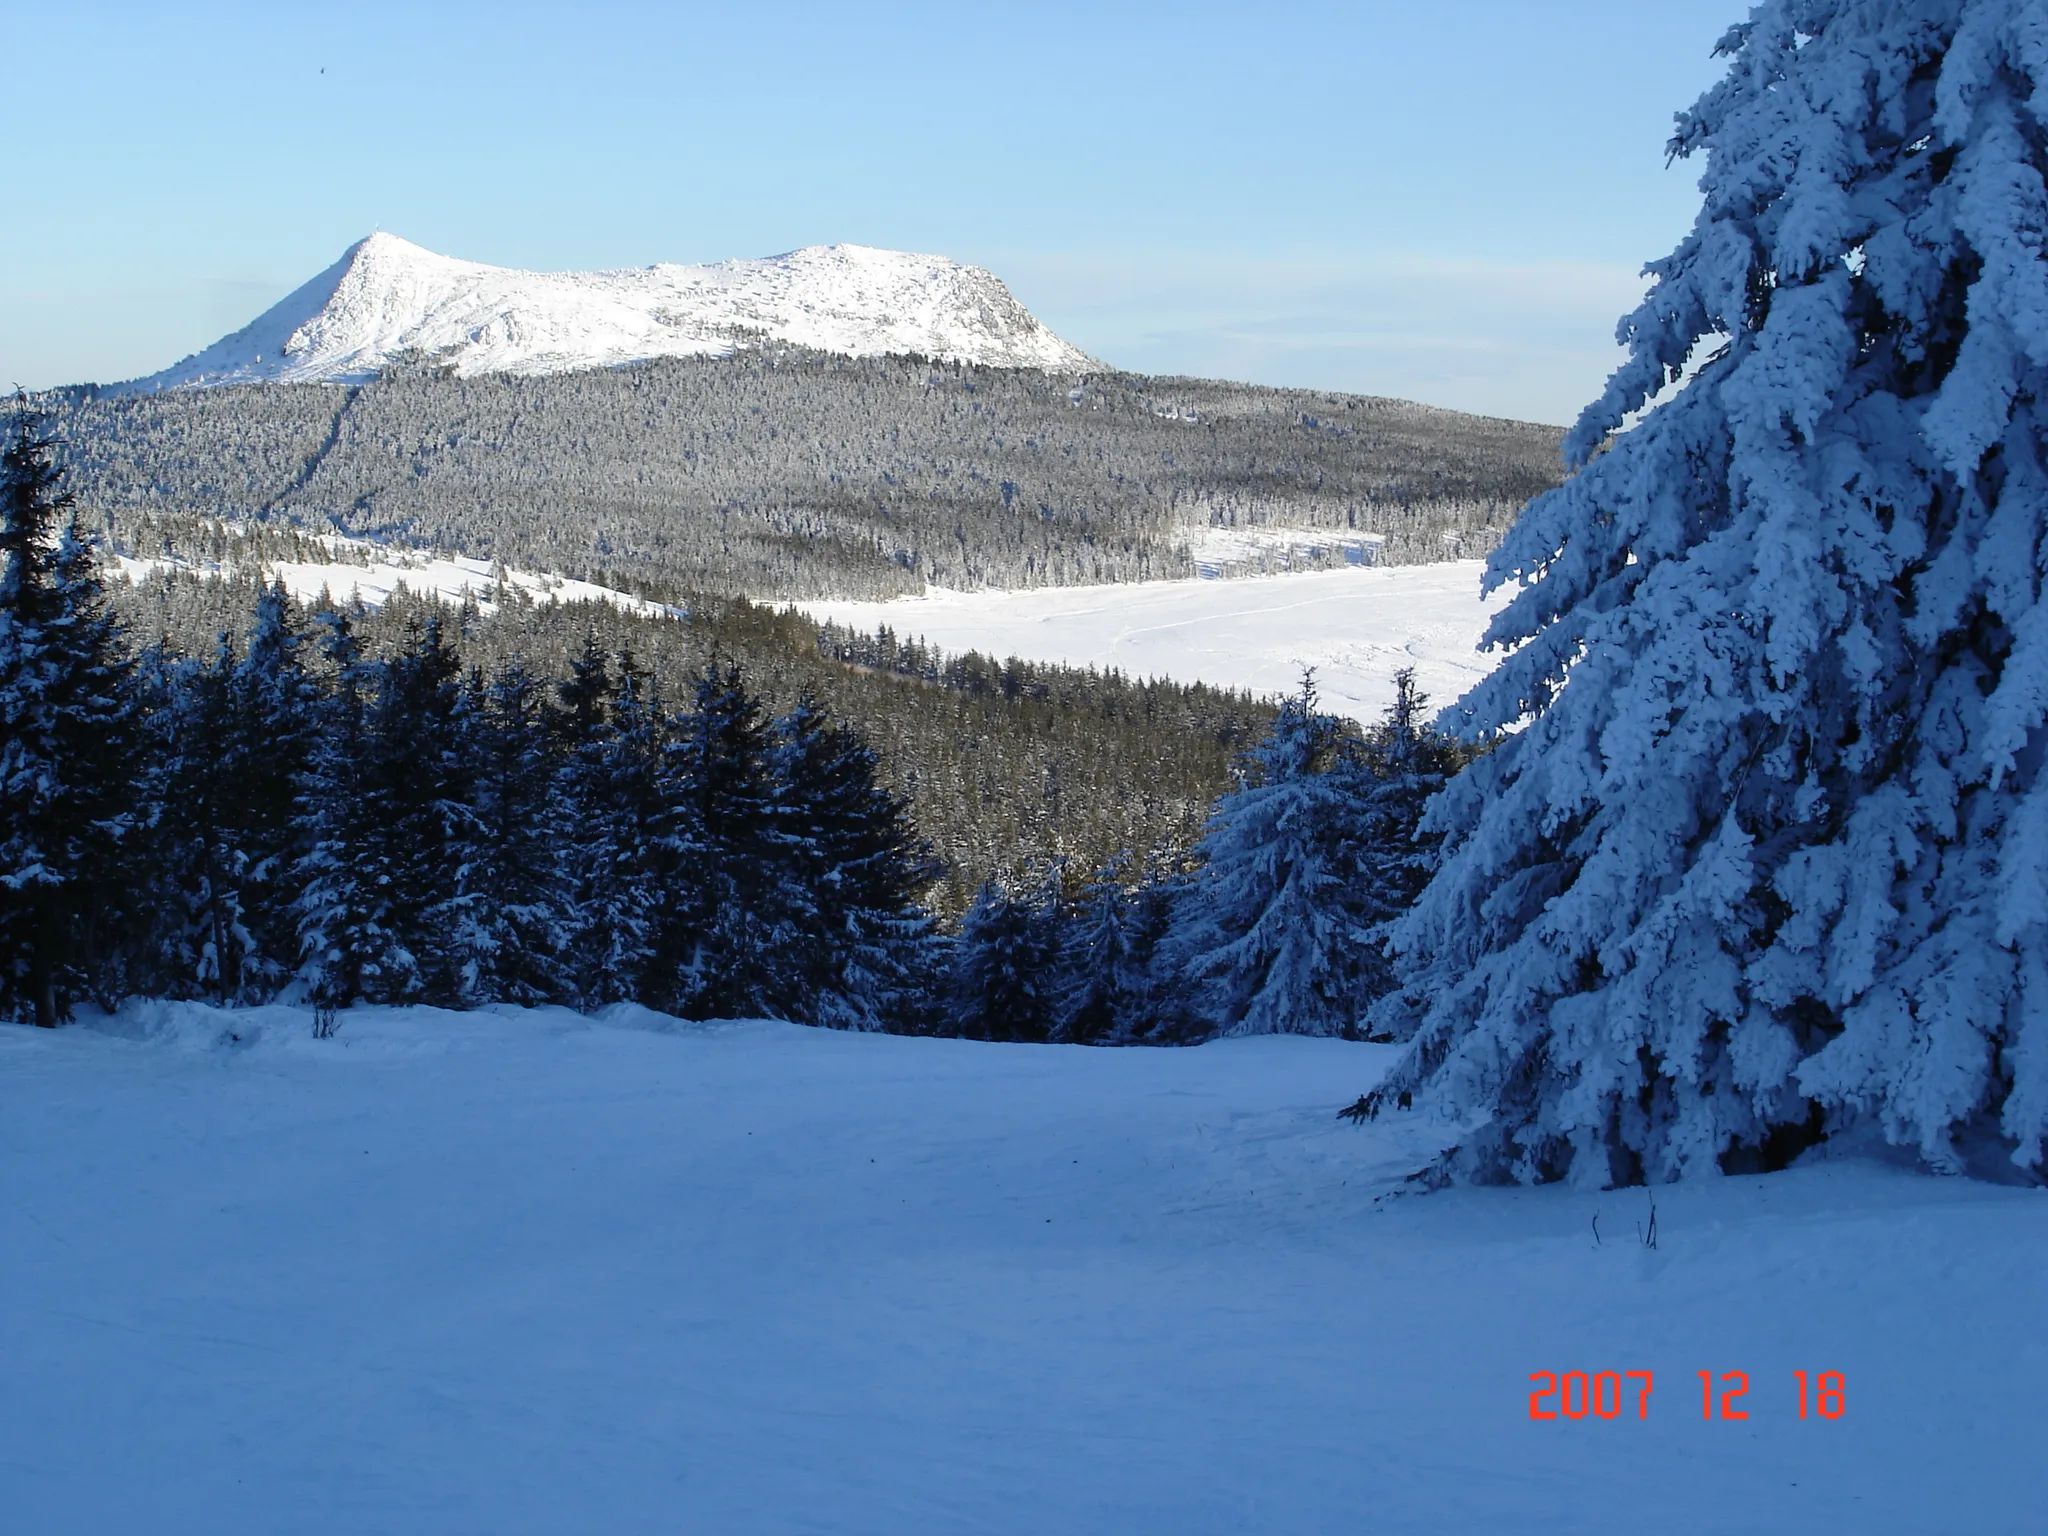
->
xmin=143 ymin=638 xmax=250 ymax=1001
xmin=553 ymin=646 xmax=667 ymax=1009
xmin=1165 ymin=678 xmax=1388 ymax=1038
xmin=948 ymin=872 xmax=1061 ymax=1042
xmin=0 ymin=412 xmax=138 ymax=1026
xmin=1052 ymin=857 xmax=1162 ymax=1044
xmin=226 ymin=583 xmax=322 ymax=993
xmin=447 ymin=662 xmax=569 ymax=1006
xmin=291 ymin=608 xmax=382 ymax=1012
xmin=1357 ymin=1 xmax=2048 ymax=1183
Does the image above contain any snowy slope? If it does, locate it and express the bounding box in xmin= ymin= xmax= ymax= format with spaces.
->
xmin=110 ymin=531 xmax=678 ymax=622
xmin=799 ymin=560 xmax=1512 ymax=722
xmin=124 ymin=234 xmax=1094 ymax=390
xmin=2 ymin=1004 xmax=2040 ymax=1533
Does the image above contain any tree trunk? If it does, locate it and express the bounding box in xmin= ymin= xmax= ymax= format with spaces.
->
xmin=28 ymin=906 xmax=60 ymax=1028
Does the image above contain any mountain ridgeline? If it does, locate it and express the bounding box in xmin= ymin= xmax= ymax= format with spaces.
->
xmin=45 ymin=350 xmax=1564 ymax=602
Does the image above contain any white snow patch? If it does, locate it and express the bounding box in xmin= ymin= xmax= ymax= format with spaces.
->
xmin=1190 ymin=522 xmax=1387 ymax=577
xmin=797 ymin=560 xmax=1512 ymax=722
xmin=0 ymin=1003 xmax=2038 ymax=1531
xmin=124 ymin=233 xmax=1095 ymax=391
xmin=113 ymin=530 xmax=678 ymax=622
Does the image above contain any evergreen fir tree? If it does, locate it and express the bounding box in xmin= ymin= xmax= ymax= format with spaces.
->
xmin=948 ymin=871 xmax=1061 ymax=1042
xmin=447 ymin=662 xmax=569 ymax=1005
xmin=0 ymin=411 xmax=139 ymax=1026
xmin=1162 ymin=678 xmax=1388 ymax=1038
xmin=142 ymin=637 xmax=251 ymax=1001
xmin=143 ymin=587 xmax=322 ymax=1003
xmin=1356 ymin=2 xmax=2048 ymax=1183
xmin=1052 ymin=858 xmax=1149 ymax=1044
xmin=357 ymin=616 xmax=471 ymax=1004
xmin=769 ymin=692 xmax=941 ymax=1030
xmin=227 ymin=582 xmax=321 ymax=993
xmin=659 ymin=660 xmax=798 ymax=1019
xmin=554 ymin=649 xmax=666 ymax=1008
xmin=291 ymin=607 xmax=381 ymax=1013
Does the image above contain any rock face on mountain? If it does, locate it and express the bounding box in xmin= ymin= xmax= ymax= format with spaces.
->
xmin=123 ymin=234 xmax=1095 ymax=390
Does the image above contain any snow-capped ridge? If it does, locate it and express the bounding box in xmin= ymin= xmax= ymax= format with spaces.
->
xmin=123 ymin=233 xmax=1096 ymax=390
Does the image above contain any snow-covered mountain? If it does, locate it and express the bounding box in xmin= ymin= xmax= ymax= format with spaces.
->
xmin=123 ymin=234 xmax=1095 ymax=390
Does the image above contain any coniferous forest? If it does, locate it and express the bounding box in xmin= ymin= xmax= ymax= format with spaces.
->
xmin=1 ymin=410 xmax=1459 ymax=1040
xmin=40 ymin=353 xmax=1563 ymax=601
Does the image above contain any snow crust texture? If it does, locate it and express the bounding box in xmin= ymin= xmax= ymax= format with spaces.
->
xmin=1374 ymin=0 xmax=2048 ymax=1184
xmin=3 ymin=1007 xmax=2041 ymax=1532
xmin=126 ymin=234 xmax=1094 ymax=390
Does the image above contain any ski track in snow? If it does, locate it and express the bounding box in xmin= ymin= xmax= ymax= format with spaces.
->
xmin=797 ymin=560 xmax=1513 ymax=722
xmin=2 ymin=1004 xmax=2040 ymax=1533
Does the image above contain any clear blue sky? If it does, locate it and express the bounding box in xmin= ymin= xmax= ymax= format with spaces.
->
xmin=2 ymin=1 xmax=1733 ymax=424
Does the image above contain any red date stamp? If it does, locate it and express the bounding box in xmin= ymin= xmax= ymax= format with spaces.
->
xmin=1527 ymin=1371 xmax=1846 ymax=1420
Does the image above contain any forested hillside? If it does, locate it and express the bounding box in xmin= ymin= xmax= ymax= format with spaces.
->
xmin=44 ymin=352 xmax=1562 ymax=601
xmin=115 ymin=563 xmax=1273 ymax=913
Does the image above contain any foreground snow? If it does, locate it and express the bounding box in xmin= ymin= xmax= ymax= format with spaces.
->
xmin=123 ymin=233 xmax=1093 ymax=390
xmin=799 ymin=560 xmax=1511 ymax=722
xmin=2 ymin=1004 xmax=2038 ymax=1533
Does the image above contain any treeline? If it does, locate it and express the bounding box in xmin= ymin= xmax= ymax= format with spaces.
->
xmin=110 ymin=550 xmax=1276 ymax=914
xmin=946 ymin=674 xmax=1465 ymax=1043
xmin=1 ymin=416 xmax=945 ymax=1028
xmin=43 ymin=351 xmax=1562 ymax=602
xmin=4 ymin=414 xmax=1470 ymax=1041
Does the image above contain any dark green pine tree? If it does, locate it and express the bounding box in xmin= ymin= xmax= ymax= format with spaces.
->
xmin=658 ymin=660 xmax=798 ymax=1020
xmin=1353 ymin=669 xmax=1464 ymax=1036
xmin=226 ymin=583 xmax=322 ymax=994
xmin=141 ymin=635 xmax=249 ymax=1001
xmin=947 ymin=871 xmax=1061 ymax=1042
xmin=447 ymin=661 xmax=569 ymax=1005
xmin=0 ymin=411 xmax=139 ymax=1026
xmin=770 ymin=692 xmax=940 ymax=1030
xmin=553 ymin=648 xmax=666 ymax=1008
xmin=1052 ymin=857 xmax=1153 ymax=1044
xmin=358 ymin=617 xmax=471 ymax=1004
xmin=292 ymin=608 xmax=380 ymax=1015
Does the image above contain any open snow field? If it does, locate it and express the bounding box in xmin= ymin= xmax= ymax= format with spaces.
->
xmin=797 ymin=560 xmax=1512 ymax=722
xmin=3 ymin=1006 xmax=2041 ymax=1533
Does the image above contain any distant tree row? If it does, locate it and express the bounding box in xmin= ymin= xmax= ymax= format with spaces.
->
xmin=943 ymin=674 xmax=1464 ymax=1043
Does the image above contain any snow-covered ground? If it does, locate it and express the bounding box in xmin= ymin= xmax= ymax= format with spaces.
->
xmin=3 ymin=1005 xmax=2039 ymax=1533
xmin=111 ymin=534 xmax=679 ymax=623
xmin=799 ymin=560 xmax=1512 ymax=722
xmin=124 ymin=233 xmax=1093 ymax=391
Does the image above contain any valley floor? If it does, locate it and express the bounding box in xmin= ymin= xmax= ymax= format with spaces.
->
xmin=2 ymin=1005 xmax=2040 ymax=1533
xmin=797 ymin=560 xmax=1510 ymax=723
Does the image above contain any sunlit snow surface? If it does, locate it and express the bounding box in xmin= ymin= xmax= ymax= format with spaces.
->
xmin=799 ymin=560 xmax=1513 ymax=722
xmin=111 ymin=538 xmax=678 ymax=624
xmin=2 ymin=1006 xmax=2040 ymax=1532
xmin=123 ymin=233 xmax=1094 ymax=390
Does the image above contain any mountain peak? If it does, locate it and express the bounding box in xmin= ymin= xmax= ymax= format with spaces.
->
xmin=124 ymin=235 xmax=1094 ymax=391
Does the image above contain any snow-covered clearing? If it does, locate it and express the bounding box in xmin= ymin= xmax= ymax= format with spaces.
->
xmin=799 ymin=560 xmax=1510 ymax=722
xmin=3 ymin=1005 xmax=2038 ymax=1533
xmin=112 ymin=535 xmax=678 ymax=623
